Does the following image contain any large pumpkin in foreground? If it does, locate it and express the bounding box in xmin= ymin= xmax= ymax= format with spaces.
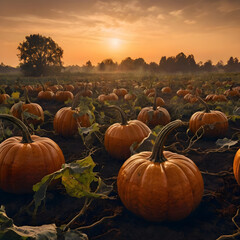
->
xmin=117 ymin=120 xmax=204 ymax=221
xmin=0 ymin=114 xmax=65 ymax=194
xmin=104 ymin=105 xmax=151 ymax=160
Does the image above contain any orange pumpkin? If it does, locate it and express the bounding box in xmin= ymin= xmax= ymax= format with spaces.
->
xmin=124 ymin=93 xmax=136 ymax=101
xmin=137 ymin=93 xmax=170 ymax=128
xmin=11 ymin=88 xmax=44 ymax=126
xmin=0 ymin=93 xmax=10 ymax=104
xmin=104 ymin=105 xmax=151 ymax=160
xmin=55 ymin=91 xmax=74 ymax=102
xmin=161 ymin=87 xmax=172 ymax=94
xmin=176 ymin=89 xmax=190 ymax=97
xmin=233 ymin=149 xmax=240 ymax=185
xmin=0 ymin=114 xmax=65 ymax=194
xmin=113 ymin=88 xmax=128 ymax=97
xmin=54 ymin=93 xmax=91 ymax=137
xmin=37 ymin=81 xmax=55 ymax=101
xmin=189 ymin=97 xmax=228 ymax=137
xmin=117 ymin=120 xmax=204 ymax=221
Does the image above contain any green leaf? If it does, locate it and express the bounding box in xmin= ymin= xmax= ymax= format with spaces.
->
xmin=0 ymin=107 xmax=10 ymax=114
xmin=11 ymin=92 xmax=20 ymax=100
xmin=33 ymin=156 xmax=112 ymax=213
xmin=23 ymin=111 xmax=40 ymax=120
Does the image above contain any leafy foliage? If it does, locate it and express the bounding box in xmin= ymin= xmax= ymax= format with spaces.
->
xmin=17 ymin=34 xmax=63 ymax=76
xmin=33 ymin=155 xmax=112 ymax=213
xmin=0 ymin=206 xmax=88 ymax=240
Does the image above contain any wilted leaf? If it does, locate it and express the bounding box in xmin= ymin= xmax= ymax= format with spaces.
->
xmin=33 ymin=156 xmax=112 ymax=213
xmin=59 ymin=229 xmax=88 ymax=240
xmin=0 ymin=206 xmax=57 ymax=240
xmin=130 ymin=132 xmax=155 ymax=155
xmin=216 ymin=138 xmax=238 ymax=148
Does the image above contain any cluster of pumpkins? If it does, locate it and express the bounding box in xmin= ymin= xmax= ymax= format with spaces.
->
xmin=0 ymin=84 xmax=239 ymax=223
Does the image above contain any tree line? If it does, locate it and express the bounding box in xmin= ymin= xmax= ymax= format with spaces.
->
xmin=1 ymin=34 xmax=239 ymax=76
xmin=93 ymin=53 xmax=240 ymax=73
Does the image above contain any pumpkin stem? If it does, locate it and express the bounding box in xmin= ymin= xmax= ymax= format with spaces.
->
xmin=150 ymin=120 xmax=183 ymax=163
xmin=0 ymin=114 xmax=33 ymax=143
xmin=197 ymin=96 xmax=210 ymax=113
xmin=24 ymin=88 xmax=31 ymax=104
xmin=71 ymin=91 xmax=81 ymax=110
xmin=108 ymin=105 xmax=128 ymax=125
xmin=37 ymin=80 xmax=46 ymax=91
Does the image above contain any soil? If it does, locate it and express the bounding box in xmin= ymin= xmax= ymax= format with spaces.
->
xmin=1 ymin=95 xmax=240 ymax=240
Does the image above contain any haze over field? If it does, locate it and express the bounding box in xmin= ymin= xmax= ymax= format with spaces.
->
xmin=1 ymin=0 xmax=240 ymax=67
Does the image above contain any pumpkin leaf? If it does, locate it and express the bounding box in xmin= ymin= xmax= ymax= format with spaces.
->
xmin=233 ymin=107 xmax=240 ymax=116
xmin=23 ymin=111 xmax=40 ymax=120
xmin=0 ymin=206 xmax=88 ymax=240
xmin=33 ymin=156 xmax=112 ymax=213
xmin=130 ymin=132 xmax=155 ymax=155
xmin=78 ymin=123 xmax=100 ymax=146
xmin=11 ymin=92 xmax=20 ymax=100
xmin=0 ymin=107 xmax=10 ymax=114
xmin=216 ymin=138 xmax=238 ymax=148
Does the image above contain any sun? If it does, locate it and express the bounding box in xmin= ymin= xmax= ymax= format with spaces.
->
xmin=108 ymin=38 xmax=122 ymax=49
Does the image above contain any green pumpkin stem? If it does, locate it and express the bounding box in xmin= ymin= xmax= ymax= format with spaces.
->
xmin=197 ymin=96 xmax=210 ymax=113
xmin=150 ymin=120 xmax=183 ymax=163
xmin=0 ymin=114 xmax=33 ymax=143
xmin=37 ymin=80 xmax=46 ymax=91
xmin=108 ymin=105 xmax=128 ymax=125
xmin=24 ymin=88 xmax=31 ymax=104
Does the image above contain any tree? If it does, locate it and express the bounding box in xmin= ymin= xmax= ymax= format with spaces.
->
xmin=17 ymin=34 xmax=63 ymax=76
xmin=98 ymin=58 xmax=117 ymax=71
xmin=82 ymin=60 xmax=94 ymax=72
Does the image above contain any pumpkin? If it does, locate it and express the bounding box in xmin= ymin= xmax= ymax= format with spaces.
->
xmin=138 ymin=92 xmax=170 ymax=128
xmin=224 ymin=86 xmax=239 ymax=97
xmin=37 ymin=81 xmax=55 ymax=101
xmin=64 ymin=84 xmax=75 ymax=92
xmin=55 ymin=91 xmax=74 ymax=102
xmin=0 ymin=114 xmax=65 ymax=194
xmin=47 ymin=85 xmax=59 ymax=93
xmin=144 ymin=88 xmax=155 ymax=96
xmin=161 ymin=87 xmax=172 ymax=94
xmin=11 ymin=88 xmax=44 ymax=126
xmin=189 ymin=97 xmax=228 ymax=137
xmin=117 ymin=120 xmax=204 ymax=221
xmin=81 ymin=89 xmax=93 ymax=97
xmin=184 ymin=93 xmax=198 ymax=103
xmin=107 ymin=93 xmax=118 ymax=101
xmin=0 ymin=93 xmax=10 ymax=104
xmin=104 ymin=105 xmax=151 ymax=160
xmin=124 ymin=93 xmax=136 ymax=101
xmin=155 ymin=97 xmax=165 ymax=107
xmin=233 ymin=149 xmax=240 ymax=185
xmin=113 ymin=88 xmax=128 ymax=97
xmin=38 ymin=90 xmax=55 ymax=101
xmin=176 ymin=89 xmax=190 ymax=97
xmin=212 ymin=94 xmax=227 ymax=102
xmin=54 ymin=93 xmax=91 ymax=137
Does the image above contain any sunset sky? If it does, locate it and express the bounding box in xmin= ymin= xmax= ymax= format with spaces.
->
xmin=1 ymin=0 xmax=240 ymax=67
